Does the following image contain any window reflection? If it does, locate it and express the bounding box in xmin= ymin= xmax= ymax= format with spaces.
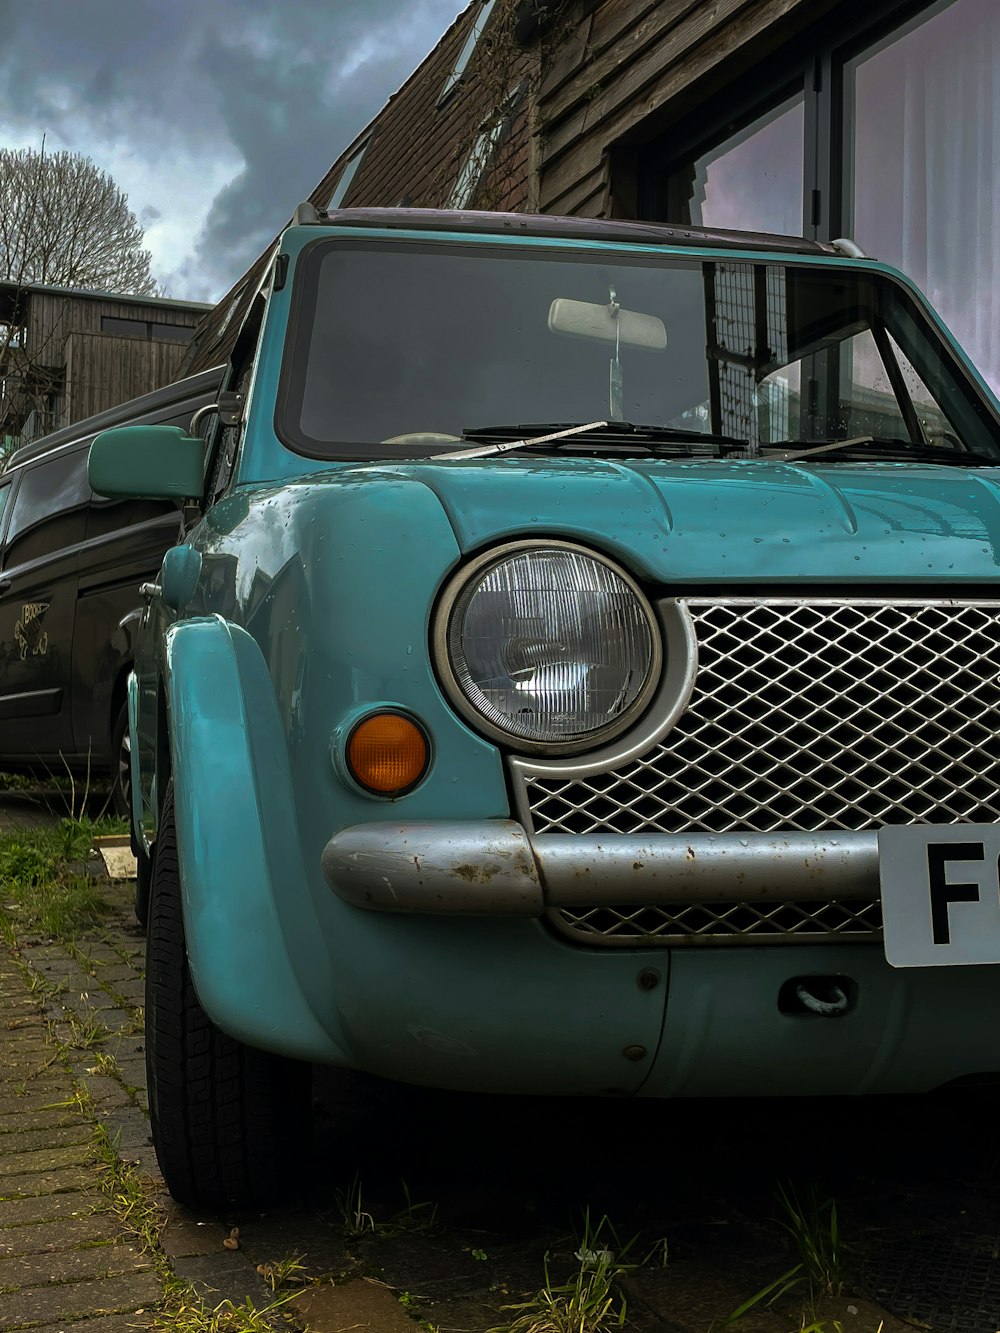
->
xmin=666 ymin=92 xmax=805 ymax=236
xmin=846 ymin=0 xmax=1000 ymax=393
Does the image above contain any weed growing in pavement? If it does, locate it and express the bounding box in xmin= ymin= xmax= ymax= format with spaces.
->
xmin=725 ymin=1181 xmax=844 ymax=1325
xmin=86 ymin=1050 xmax=121 ymax=1079
xmin=335 ymin=1172 xmax=376 ymax=1237
xmin=390 ymin=1178 xmax=439 ymax=1233
xmin=92 ymin=1122 xmax=162 ymax=1257
xmin=334 ymin=1174 xmax=440 ymax=1239
xmin=150 ymin=1290 xmax=301 ymax=1333
xmin=489 ymin=1211 xmax=635 ymax=1333
xmin=0 ymin=819 xmax=124 ymax=943
xmin=66 ymin=1010 xmax=113 ymax=1050
xmin=254 ymin=1253 xmax=309 ymax=1292
xmin=777 ymin=1180 xmax=843 ymax=1298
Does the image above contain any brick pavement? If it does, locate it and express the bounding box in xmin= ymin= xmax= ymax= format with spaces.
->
xmin=0 ymin=837 xmax=420 ymax=1333
xmin=0 ymin=939 xmax=161 ymax=1332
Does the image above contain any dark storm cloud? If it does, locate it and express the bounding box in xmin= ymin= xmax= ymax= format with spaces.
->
xmin=0 ymin=0 xmax=461 ymax=298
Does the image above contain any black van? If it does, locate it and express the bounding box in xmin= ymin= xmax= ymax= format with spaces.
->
xmin=0 ymin=366 xmax=224 ymax=813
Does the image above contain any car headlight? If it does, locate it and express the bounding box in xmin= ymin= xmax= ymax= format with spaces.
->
xmin=435 ymin=541 xmax=661 ymax=753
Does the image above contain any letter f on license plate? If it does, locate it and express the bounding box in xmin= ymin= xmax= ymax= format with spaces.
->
xmin=878 ymin=825 xmax=1000 ymax=966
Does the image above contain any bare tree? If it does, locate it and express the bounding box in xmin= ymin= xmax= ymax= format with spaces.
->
xmin=0 ymin=146 xmax=158 ymax=294
xmin=0 ymin=147 xmax=160 ymax=456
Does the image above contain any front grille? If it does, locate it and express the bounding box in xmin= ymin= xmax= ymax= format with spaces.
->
xmin=549 ymin=897 xmax=884 ymax=947
xmin=524 ymin=596 xmax=1000 ymax=946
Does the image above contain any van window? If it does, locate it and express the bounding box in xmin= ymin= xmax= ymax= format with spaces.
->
xmin=3 ymin=451 xmax=90 ymax=569
xmin=86 ymin=490 xmax=180 ymax=541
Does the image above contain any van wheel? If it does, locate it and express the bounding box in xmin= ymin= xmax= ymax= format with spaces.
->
xmin=145 ymin=779 xmax=312 ymax=1209
xmin=110 ymin=703 xmax=131 ymax=818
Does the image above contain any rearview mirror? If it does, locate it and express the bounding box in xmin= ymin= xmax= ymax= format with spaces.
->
xmin=89 ymin=426 xmax=207 ymax=500
xmin=548 ymin=298 xmax=667 ymax=350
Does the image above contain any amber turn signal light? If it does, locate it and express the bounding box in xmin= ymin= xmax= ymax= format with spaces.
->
xmin=346 ymin=712 xmax=430 ymax=796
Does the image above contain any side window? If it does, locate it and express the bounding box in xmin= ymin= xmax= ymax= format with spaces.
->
xmin=0 ymin=481 xmax=12 ymax=532
xmin=3 ymin=452 xmax=90 ymax=570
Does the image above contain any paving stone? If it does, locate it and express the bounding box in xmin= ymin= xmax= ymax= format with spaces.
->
xmin=171 ymin=1251 xmax=273 ymax=1308
xmin=0 ymin=1109 xmax=80 ymax=1136
xmin=233 ymin=1214 xmax=349 ymax=1277
xmin=0 ymin=1239 xmax=151 ymax=1290
xmin=0 ymin=1143 xmax=93 ymax=1180
xmin=33 ymin=1313 xmax=156 ymax=1333
xmin=0 ymin=1192 xmax=99 ymax=1228
xmin=0 ymin=1080 xmax=70 ymax=1105
xmin=97 ymin=1110 xmax=151 ymax=1153
xmin=158 ymin=1209 xmax=231 ymax=1259
xmin=0 ymin=1165 xmax=94 ymax=1201
xmin=112 ymin=1058 xmax=147 ymax=1092
xmin=127 ymin=1145 xmax=161 ymax=1182
xmin=0 ymin=1124 xmax=91 ymax=1155
xmin=292 ymin=1280 xmax=421 ymax=1332
xmin=0 ymin=1212 xmax=120 ymax=1256
xmin=0 ymin=1269 xmax=163 ymax=1328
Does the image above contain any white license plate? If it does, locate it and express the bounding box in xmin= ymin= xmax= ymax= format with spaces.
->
xmin=879 ymin=824 xmax=1000 ymax=967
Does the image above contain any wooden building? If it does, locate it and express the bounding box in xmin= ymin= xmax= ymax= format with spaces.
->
xmin=0 ymin=282 xmax=211 ymax=453
xmin=188 ymin=0 xmax=1000 ymax=395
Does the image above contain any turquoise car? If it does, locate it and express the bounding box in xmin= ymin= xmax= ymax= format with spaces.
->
xmin=89 ymin=206 xmax=1000 ymax=1209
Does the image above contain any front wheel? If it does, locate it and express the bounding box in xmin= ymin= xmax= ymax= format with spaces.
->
xmin=145 ymin=779 xmax=312 ymax=1209
xmin=110 ymin=702 xmax=131 ymax=818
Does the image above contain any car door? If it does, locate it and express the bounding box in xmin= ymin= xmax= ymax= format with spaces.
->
xmin=0 ymin=448 xmax=87 ymax=762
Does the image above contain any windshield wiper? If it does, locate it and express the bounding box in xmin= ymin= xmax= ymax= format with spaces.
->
xmin=437 ymin=421 xmax=608 ymax=461
xmin=763 ymin=436 xmax=1000 ymax=465
xmin=438 ymin=421 xmax=749 ymax=461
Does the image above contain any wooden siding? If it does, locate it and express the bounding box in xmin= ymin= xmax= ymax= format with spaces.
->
xmin=63 ymin=332 xmax=189 ymax=424
xmin=534 ymin=0 xmax=840 ymax=215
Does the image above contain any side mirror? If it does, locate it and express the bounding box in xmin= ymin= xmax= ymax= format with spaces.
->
xmin=88 ymin=426 xmax=207 ymax=500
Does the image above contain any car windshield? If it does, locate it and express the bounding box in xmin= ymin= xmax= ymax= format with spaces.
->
xmin=277 ymin=237 xmax=1000 ymax=463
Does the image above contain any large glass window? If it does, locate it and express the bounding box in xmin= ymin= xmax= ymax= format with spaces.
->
xmin=642 ymin=0 xmax=1000 ymax=395
xmin=845 ymin=0 xmax=1000 ymax=393
xmin=665 ymin=92 xmax=805 ymax=236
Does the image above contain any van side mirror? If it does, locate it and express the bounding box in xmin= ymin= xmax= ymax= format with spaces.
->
xmin=89 ymin=426 xmax=207 ymax=500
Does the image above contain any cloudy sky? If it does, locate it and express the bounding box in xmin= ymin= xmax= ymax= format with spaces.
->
xmin=0 ymin=0 xmax=463 ymax=304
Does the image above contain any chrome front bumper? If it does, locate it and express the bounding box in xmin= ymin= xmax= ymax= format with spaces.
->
xmin=321 ymin=822 xmax=878 ymax=916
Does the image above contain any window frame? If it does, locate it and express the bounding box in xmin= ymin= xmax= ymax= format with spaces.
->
xmin=327 ymin=137 xmax=372 ymax=211
xmin=633 ymin=0 xmax=950 ymax=244
xmin=449 ymin=83 xmax=525 ymax=209
xmin=439 ymin=0 xmax=497 ymax=105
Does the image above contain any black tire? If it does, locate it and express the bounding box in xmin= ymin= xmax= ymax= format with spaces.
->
xmin=134 ymin=838 xmax=152 ymax=930
xmin=110 ymin=701 xmax=131 ymax=819
xmin=145 ymin=779 xmax=312 ymax=1209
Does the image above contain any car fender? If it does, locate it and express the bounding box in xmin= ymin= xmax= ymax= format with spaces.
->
xmin=160 ymin=614 xmax=348 ymax=1063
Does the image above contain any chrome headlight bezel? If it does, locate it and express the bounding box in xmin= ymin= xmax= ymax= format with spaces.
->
xmin=433 ymin=540 xmax=663 ymax=756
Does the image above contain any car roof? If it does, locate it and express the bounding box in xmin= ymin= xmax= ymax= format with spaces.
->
xmin=3 ymin=364 xmax=226 ymax=474
xmin=306 ymin=205 xmax=843 ymax=258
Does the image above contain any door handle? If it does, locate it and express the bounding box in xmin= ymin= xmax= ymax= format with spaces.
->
xmin=0 ymin=579 xmax=10 ymax=594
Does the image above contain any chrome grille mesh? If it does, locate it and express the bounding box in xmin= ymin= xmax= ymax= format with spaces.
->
xmin=525 ymin=598 xmax=1000 ymax=837
xmin=524 ymin=597 xmax=1000 ymax=946
xmin=549 ymin=897 xmax=884 ymax=947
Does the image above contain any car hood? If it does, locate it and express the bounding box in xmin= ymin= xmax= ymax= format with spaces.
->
xmin=354 ymin=454 xmax=1000 ymax=584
